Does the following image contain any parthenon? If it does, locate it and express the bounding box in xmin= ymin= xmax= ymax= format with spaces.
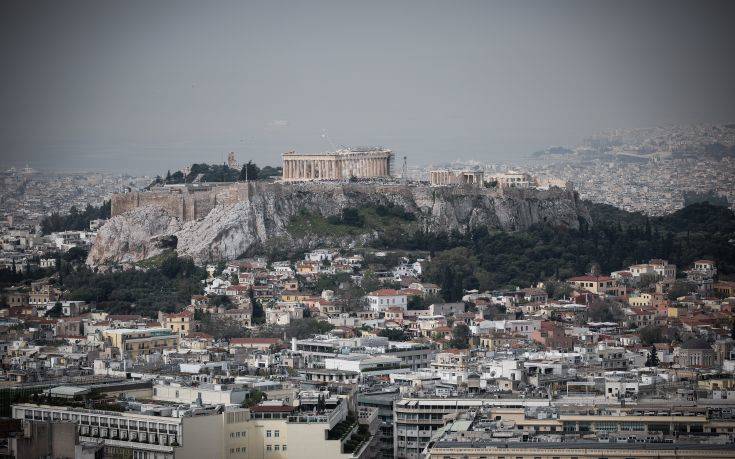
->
xmin=282 ymin=147 xmax=393 ymax=181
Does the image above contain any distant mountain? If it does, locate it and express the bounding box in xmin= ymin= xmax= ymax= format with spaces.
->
xmin=532 ymin=146 xmax=574 ymax=157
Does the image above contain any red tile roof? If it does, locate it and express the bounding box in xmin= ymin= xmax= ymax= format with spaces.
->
xmin=568 ymin=275 xmax=613 ymax=282
xmin=368 ymin=289 xmax=404 ymax=297
xmin=230 ymin=337 xmax=281 ymax=345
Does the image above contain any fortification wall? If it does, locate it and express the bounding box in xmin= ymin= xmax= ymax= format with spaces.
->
xmin=112 ymin=183 xmax=252 ymax=221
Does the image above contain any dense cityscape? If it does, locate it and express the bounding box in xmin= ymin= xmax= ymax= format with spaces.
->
xmin=3 ymin=1 xmax=735 ymax=459
xmin=1 ymin=136 xmax=735 ymax=458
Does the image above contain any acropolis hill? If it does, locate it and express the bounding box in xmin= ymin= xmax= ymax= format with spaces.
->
xmin=93 ymin=180 xmax=590 ymax=266
xmin=111 ymin=182 xmax=252 ymax=221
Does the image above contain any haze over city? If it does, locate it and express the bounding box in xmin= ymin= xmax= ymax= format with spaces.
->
xmin=2 ymin=0 xmax=735 ymax=173
xmin=4 ymin=3 xmax=735 ymax=459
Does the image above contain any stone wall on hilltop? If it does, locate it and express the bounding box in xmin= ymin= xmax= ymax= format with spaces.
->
xmin=89 ymin=182 xmax=591 ymax=266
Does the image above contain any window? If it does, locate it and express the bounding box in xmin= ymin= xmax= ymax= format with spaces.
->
xmin=266 ymin=445 xmax=272 ymax=451
xmin=282 ymin=445 xmax=287 ymax=451
xmin=266 ymin=430 xmax=272 ymax=437
xmin=274 ymin=445 xmax=280 ymax=451
xmin=274 ymin=430 xmax=280 ymax=437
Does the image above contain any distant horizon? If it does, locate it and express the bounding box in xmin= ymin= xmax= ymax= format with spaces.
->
xmin=3 ymin=1 xmax=735 ymax=175
xmin=3 ymin=119 xmax=735 ymax=176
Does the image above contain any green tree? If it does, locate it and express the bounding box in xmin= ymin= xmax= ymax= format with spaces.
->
xmin=47 ymin=302 xmax=63 ymax=318
xmin=250 ymin=288 xmax=264 ymax=324
xmin=424 ymin=248 xmax=479 ymax=301
xmin=587 ymin=300 xmax=624 ymax=323
xmin=239 ymin=161 xmax=260 ymax=181
xmin=668 ymin=280 xmax=696 ymax=300
xmin=378 ymin=328 xmax=410 ymax=341
xmin=645 ymin=345 xmax=660 ymax=367
xmin=639 ymin=326 xmax=663 ymax=345
xmin=449 ymin=323 xmax=471 ymax=349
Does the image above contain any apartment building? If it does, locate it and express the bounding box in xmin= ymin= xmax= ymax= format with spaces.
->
xmin=424 ymin=441 xmax=735 ymax=459
xmin=567 ymin=275 xmax=618 ymax=295
xmin=152 ymin=381 xmax=250 ymax=405
xmin=12 ymin=398 xmax=376 ymax=459
xmin=102 ymin=328 xmax=179 ymax=358
xmin=291 ymin=336 xmax=434 ymax=371
xmin=397 ymin=399 xmax=735 ymax=459
xmin=12 ymin=403 xmax=250 ymax=459
xmin=393 ymin=398 xmax=551 ymax=459
xmin=158 ymin=311 xmax=194 ymax=336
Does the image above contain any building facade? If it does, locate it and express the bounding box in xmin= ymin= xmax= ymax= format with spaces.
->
xmin=282 ymin=148 xmax=392 ymax=181
xmin=428 ymin=170 xmax=484 ymax=187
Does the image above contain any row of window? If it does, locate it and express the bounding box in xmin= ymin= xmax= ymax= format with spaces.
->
xmin=266 ymin=444 xmax=287 ymax=452
xmin=230 ymin=431 xmax=247 ymax=438
xmin=266 ymin=429 xmax=280 ymax=437
xmin=21 ymin=410 xmax=178 ymax=433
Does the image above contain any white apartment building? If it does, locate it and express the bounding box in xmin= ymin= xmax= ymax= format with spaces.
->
xmin=153 ymin=381 xmax=250 ymax=405
xmin=366 ymin=289 xmax=407 ymax=312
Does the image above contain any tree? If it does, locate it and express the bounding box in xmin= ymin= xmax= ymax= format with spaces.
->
xmin=210 ymin=295 xmax=233 ymax=309
xmin=645 ymin=345 xmax=660 ymax=367
xmin=199 ymin=316 xmax=248 ymax=340
xmin=639 ymin=326 xmax=663 ymax=345
xmin=239 ymin=161 xmax=260 ymax=181
xmin=360 ymin=270 xmax=381 ymax=294
xmin=449 ymin=323 xmax=471 ymax=349
xmin=338 ymin=208 xmax=364 ymax=227
xmin=63 ymin=246 xmax=89 ymax=263
xmin=242 ymin=389 xmax=265 ymax=407
xmin=250 ymin=288 xmax=264 ymax=324
xmin=424 ymin=248 xmax=480 ymax=302
xmin=587 ymin=299 xmax=623 ymax=323
xmin=407 ymin=294 xmax=444 ymax=311
xmin=668 ymin=280 xmax=696 ymax=300
xmin=47 ymin=302 xmax=63 ymax=318
xmin=378 ymin=328 xmax=410 ymax=341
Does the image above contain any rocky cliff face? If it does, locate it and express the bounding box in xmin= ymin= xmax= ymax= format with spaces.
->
xmin=87 ymin=182 xmax=591 ymax=266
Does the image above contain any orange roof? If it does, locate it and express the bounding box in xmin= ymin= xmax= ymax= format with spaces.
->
xmin=568 ymin=275 xmax=613 ymax=282
xmin=368 ymin=289 xmax=404 ymax=297
xmin=161 ymin=311 xmax=193 ymax=318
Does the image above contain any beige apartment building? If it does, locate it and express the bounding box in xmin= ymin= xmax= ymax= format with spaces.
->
xmin=12 ymin=400 xmax=377 ymax=459
xmin=567 ymin=275 xmax=618 ymax=295
xmin=158 ymin=311 xmax=194 ymax=336
xmin=102 ymin=328 xmax=179 ymax=358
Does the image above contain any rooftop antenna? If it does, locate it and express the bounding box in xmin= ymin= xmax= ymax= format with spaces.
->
xmin=321 ymin=129 xmax=337 ymax=150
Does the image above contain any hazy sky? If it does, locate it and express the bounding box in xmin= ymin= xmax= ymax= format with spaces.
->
xmin=1 ymin=0 xmax=734 ymax=174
